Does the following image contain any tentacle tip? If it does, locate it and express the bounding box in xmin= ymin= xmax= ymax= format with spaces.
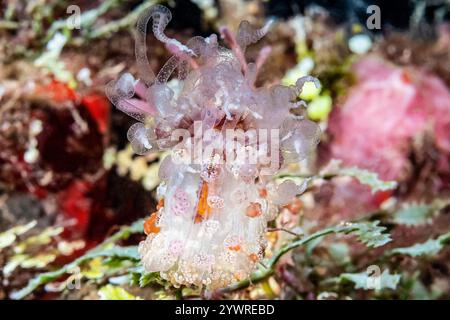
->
xmin=262 ymin=18 xmax=275 ymax=34
xmin=312 ymin=78 xmax=321 ymax=89
xmin=295 ymin=100 xmax=308 ymax=108
xmin=167 ymin=40 xmax=197 ymax=57
xmin=205 ymin=34 xmax=218 ymax=45
xmin=295 ymin=76 xmax=321 ymax=91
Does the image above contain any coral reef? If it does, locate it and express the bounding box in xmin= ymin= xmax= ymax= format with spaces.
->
xmin=328 ymin=57 xmax=450 ymax=181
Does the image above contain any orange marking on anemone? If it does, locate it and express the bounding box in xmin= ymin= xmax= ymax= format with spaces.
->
xmin=144 ymin=212 xmax=161 ymax=235
xmin=194 ymin=181 xmax=212 ymax=223
xmin=284 ymin=198 xmax=302 ymax=214
xmin=401 ymin=71 xmax=412 ymax=84
xmin=249 ymin=253 xmax=259 ymax=263
xmin=259 ymin=188 xmax=268 ymax=198
xmin=157 ymin=198 xmax=164 ymax=210
xmin=246 ymin=202 xmax=262 ymax=218
xmin=228 ymin=245 xmax=241 ymax=251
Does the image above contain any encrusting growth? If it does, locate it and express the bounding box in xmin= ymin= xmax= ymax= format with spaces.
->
xmin=106 ymin=4 xmax=321 ymax=289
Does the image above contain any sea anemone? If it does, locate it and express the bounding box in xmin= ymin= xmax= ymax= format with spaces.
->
xmin=106 ymin=4 xmax=320 ymax=289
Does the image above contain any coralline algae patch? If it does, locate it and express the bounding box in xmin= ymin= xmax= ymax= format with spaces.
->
xmin=107 ymin=5 xmax=321 ymax=289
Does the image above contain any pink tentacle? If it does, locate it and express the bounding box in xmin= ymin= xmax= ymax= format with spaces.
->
xmin=220 ymin=26 xmax=248 ymax=74
xmin=119 ymin=98 xmax=157 ymax=118
xmin=255 ymin=45 xmax=272 ymax=77
xmin=134 ymin=80 xmax=148 ymax=99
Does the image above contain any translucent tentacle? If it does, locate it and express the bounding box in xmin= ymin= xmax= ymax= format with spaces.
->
xmin=177 ymin=60 xmax=189 ymax=81
xmin=135 ymin=5 xmax=194 ymax=86
xmin=127 ymin=122 xmax=157 ymax=155
xmin=147 ymin=83 xmax=176 ymax=118
xmin=245 ymin=62 xmax=257 ymax=87
xmin=271 ymin=179 xmax=308 ymax=205
xmin=220 ymin=26 xmax=247 ymax=73
xmin=294 ymin=76 xmax=321 ymax=96
xmin=118 ymin=98 xmax=155 ymax=121
xmin=236 ymin=19 xmax=274 ymax=53
xmin=156 ymin=35 xmax=213 ymax=84
xmin=255 ymin=45 xmax=272 ymax=79
xmin=135 ymin=7 xmax=159 ymax=86
xmin=157 ymin=55 xmax=182 ymax=84
xmin=106 ymin=73 xmax=155 ymax=122
xmin=280 ymin=117 xmax=321 ymax=163
xmin=186 ymin=36 xmax=207 ymax=56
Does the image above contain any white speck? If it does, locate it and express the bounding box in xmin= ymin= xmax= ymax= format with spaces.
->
xmin=24 ymin=148 xmax=39 ymax=164
xmin=76 ymin=68 xmax=93 ymax=86
xmin=0 ymin=85 xmax=5 ymax=100
xmin=348 ymin=34 xmax=373 ymax=55
xmin=299 ymin=57 xmax=315 ymax=75
xmin=46 ymin=32 xmax=67 ymax=53
xmin=30 ymin=119 xmax=43 ymax=135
